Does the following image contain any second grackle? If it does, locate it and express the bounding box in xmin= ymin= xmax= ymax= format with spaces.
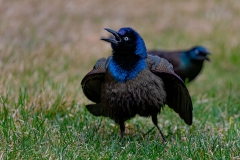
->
xmin=148 ymin=46 xmax=211 ymax=83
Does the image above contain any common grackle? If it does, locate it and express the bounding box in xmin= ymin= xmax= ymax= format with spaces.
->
xmin=148 ymin=46 xmax=211 ymax=83
xmin=81 ymin=28 xmax=193 ymax=143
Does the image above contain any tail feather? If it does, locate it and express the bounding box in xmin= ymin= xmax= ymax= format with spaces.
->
xmin=86 ymin=104 xmax=108 ymax=117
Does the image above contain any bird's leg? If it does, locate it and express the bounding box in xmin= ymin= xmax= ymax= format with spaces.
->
xmin=152 ymin=115 xmax=167 ymax=143
xmin=144 ymin=126 xmax=155 ymax=136
xmin=119 ymin=121 xmax=125 ymax=145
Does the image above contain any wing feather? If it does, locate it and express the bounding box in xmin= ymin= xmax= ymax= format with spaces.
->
xmin=81 ymin=57 xmax=110 ymax=103
xmin=147 ymin=55 xmax=193 ymax=125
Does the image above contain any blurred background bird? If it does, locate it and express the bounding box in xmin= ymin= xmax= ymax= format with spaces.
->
xmin=81 ymin=27 xmax=192 ymax=143
xmin=148 ymin=46 xmax=211 ymax=83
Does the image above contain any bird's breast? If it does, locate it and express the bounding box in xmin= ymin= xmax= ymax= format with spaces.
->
xmin=180 ymin=60 xmax=204 ymax=81
xmin=101 ymin=69 xmax=166 ymax=122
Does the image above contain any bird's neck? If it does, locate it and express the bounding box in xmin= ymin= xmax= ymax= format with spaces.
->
xmin=108 ymin=51 xmax=146 ymax=82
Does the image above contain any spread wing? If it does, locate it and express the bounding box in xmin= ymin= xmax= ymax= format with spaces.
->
xmin=146 ymin=55 xmax=193 ymax=125
xmin=81 ymin=57 xmax=110 ymax=103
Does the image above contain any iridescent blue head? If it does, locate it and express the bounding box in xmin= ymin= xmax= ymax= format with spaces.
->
xmin=185 ymin=46 xmax=211 ymax=61
xmin=101 ymin=27 xmax=147 ymax=82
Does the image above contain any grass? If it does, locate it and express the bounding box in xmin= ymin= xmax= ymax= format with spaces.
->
xmin=0 ymin=0 xmax=240 ymax=159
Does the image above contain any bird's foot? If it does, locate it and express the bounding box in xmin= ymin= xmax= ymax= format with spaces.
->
xmin=161 ymin=135 xmax=168 ymax=144
xmin=143 ymin=126 xmax=156 ymax=136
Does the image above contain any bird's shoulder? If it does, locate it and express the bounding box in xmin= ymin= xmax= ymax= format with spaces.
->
xmin=148 ymin=50 xmax=181 ymax=68
xmin=81 ymin=56 xmax=112 ymax=103
xmin=84 ymin=57 xmax=111 ymax=77
xmin=146 ymin=55 xmax=181 ymax=80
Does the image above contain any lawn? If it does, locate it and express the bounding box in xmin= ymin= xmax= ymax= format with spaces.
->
xmin=0 ymin=0 xmax=239 ymax=159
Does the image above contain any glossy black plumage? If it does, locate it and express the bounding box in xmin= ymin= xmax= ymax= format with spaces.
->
xmin=148 ymin=46 xmax=211 ymax=82
xmin=81 ymin=28 xmax=193 ymax=143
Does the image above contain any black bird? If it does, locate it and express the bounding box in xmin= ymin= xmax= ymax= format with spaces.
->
xmin=148 ymin=46 xmax=211 ymax=83
xmin=81 ymin=27 xmax=193 ymax=143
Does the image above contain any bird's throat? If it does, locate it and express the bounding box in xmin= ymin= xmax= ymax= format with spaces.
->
xmin=112 ymin=51 xmax=141 ymax=70
xmin=108 ymin=54 xmax=146 ymax=83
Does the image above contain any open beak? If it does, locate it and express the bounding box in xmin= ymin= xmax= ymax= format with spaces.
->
xmin=198 ymin=52 xmax=211 ymax=61
xmin=196 ymin=48 xmax=211 ymax=61
xmin=101 ymin=28 xmax=121 ymax=44
xmin=205 ymin=56 xmax=210 ymax=61
xmin=203 ymin=49 xmax=211 ymax=61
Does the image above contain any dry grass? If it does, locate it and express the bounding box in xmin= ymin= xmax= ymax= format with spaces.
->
xmin=1 ymin=0 xmax=239 ymax=101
